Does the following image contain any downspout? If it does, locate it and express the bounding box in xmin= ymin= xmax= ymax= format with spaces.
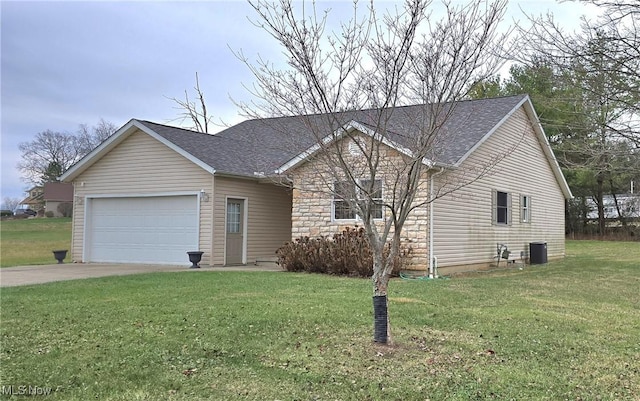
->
xmin=429 ymin=167 xmax=445 ymax=278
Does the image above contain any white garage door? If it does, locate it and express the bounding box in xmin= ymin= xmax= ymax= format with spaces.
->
xmin=86 ymin=195 xmax=199 ymax=264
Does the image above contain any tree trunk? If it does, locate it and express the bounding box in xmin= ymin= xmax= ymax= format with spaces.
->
xmin=596 ymin=175 xmax=605 ymax=236
xmin=611 ymin=191 xmax=628 ymax=228
xmin=580 ymin=197 xmax=589 ymax=235
xmin=372 ymin=257 xmax=391 ymax=344
xmin=565 ymin=198 xmax=572 ymax=236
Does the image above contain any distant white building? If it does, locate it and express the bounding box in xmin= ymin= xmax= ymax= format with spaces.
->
xmin=586 ymin=193 xmax=640 ymax=220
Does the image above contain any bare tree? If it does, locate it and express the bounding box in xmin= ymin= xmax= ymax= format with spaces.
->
xmin=2 ymin=197 xmax=21 ymax=212
xmin=517 ymin=1 xmax=639 ymax=147
xmin=18 ymin=130 xmax=82 ymax=185
xmin=168 ymin=72 xmax=214 ymax=133
xmin=238 ymin=0 xmax=512 ymax=343
xmin=76 ymin=118 xmax=118 ymax=155
xmin=516 ymin=1 xmax=640 ymax=234
xmin=17 ymin=120 xmax=117 ymax=186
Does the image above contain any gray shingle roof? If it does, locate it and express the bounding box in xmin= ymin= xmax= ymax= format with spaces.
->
xmin=139 ymin=94 xmax=528 ymax=177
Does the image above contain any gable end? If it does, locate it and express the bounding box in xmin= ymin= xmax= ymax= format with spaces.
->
xmin=60 ymin=119 xmax=216 ymax=182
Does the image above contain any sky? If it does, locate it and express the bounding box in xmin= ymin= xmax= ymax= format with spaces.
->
xmin=0 ymin=0 xmax=601 ymax=205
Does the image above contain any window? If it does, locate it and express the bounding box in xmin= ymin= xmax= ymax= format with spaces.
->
xmin=333 ymin=179 xmax=383 ymax=221
xmin=360 ymin=179 xmax=383 ymax=219
xmin=492 ymin=190 xmax=511 ymax=225
xmin=521 ymin=195 xmax=531 ymax=223
xmin=227 ymin=202 xmax=241 ymax=233
xmin=496 ymin=191 xmax=509 ymax=224
xmin=334 ymin=181 xmax=356 ymax=220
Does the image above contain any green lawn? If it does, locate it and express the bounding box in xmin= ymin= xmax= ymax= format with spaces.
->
xmin=1 ymin=240 xmax=638 ymax=400
xmin=0 ymin=218 xmax=72 ymax=267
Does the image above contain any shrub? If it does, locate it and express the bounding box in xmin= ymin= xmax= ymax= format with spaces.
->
xmin=57 ymin=202 xmax=73 ymax=217
xmin=0 ymin=210 xmax=13 ymax=217
xmin=276 ymin=226 xmax=411 ymax=277
xmin=45 ymin=211 xmax=55 ymax=218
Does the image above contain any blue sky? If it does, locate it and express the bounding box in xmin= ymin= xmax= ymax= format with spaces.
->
xmin=0 ymin=0 xmax=600 ymax=204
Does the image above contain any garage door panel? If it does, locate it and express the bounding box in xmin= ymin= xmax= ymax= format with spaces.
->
xmin=87 ymin=196 xmax=198 ymax=264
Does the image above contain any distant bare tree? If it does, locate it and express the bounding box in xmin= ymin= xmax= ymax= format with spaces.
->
xmin=17 ymin=120 xmax=117 ymax=185
xmin=516 ymin=1 xmax=640 ymax=234
xmin=76 ymin=118 xmax=118 ymax=155
xmin=238 ymin=0 xmax=513 ymax=344
xmin=18 ymin=130 xmax=82 ymax=185
xmin=518 ymin=1 xmax=639 ymax=147
xmin=168 ymin=72 xmax=214 ymax=134
xmin=2 ymin=197 xmax=21 ymax=212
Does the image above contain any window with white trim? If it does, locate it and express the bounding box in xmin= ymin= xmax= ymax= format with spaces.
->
xmin=334 ymin=181 xmax=356 ymax=220
xmin=333 ymin=179 xmax=383 ymax=221
xmin=492 ymin=189 xmax=512 ymax=225
xmin=521 ymin=195 xmax=531 ymax=223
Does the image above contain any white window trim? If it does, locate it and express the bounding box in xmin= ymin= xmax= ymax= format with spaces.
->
xmin=332 ymin=179 xmax=384 ymax=222
xmin=492 ymin=189 xmax=512 ymax=226
xmin=521 ymin=194 xmax=531 ymax=223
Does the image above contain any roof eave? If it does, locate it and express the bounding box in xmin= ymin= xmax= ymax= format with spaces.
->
xmin=60 ymin=119 xmax=141 ymax=182
xmin=276 ymin=120 xmax=434 ymax=174
xmin=453 ymin=96 xmax=529 ymax=168
xmin=135 ymin=121 xmax=216 ymax=175
xmin=214 ymin=171 xmax=291 ymax=186
xmin=60 ymin=119 xmax=216 ymax=182
xmin=452 ymin=96 xmax=573 ymax=200
xmin=521 ymin=99 xmax=574 ymax=200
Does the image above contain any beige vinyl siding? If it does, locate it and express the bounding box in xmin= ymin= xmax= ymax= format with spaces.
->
xmin=431 ymin=106 xmax=565 ymax=268
xmin=69 ymin=129 xmax=214 ymax=264
xmin=213 ymin=176 xmax=292 ymax=265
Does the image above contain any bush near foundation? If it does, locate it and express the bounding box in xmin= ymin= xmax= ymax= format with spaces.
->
xmin=57 ymin=202 xmax=73 ymax=218
xmin=276 ymin=226 xmax=411 ymax=277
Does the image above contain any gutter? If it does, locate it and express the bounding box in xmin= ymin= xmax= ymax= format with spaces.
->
xmin=429 ymin=167 xmax=445 ymax=278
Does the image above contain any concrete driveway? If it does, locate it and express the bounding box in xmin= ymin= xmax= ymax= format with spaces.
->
xmin=0 ymin=263 xmax=281 ymax=287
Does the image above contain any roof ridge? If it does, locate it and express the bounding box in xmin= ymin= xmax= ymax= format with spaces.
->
xmin=138 ymin=94 xmax=528 ymax=131
xmin=223 ymin=94 xmax=527 ymax=127
xmin=136 ymin=119 xmax=216 ymax=137
xmin=357 ymin=93 xmax=528 ymax=114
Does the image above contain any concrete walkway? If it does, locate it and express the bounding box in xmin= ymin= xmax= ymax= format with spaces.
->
xmin=0 ymin=263 xmax=282 ymax=288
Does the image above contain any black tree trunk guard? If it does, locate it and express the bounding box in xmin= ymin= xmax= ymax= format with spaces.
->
xmin=373 ymin=295 xmax=388 ymax=343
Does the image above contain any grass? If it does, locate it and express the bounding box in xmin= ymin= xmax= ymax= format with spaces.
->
xmin=1 ymin=241 xmax=638 ymax=400
xmin=0 ymin=218 xmax=72 ymax=267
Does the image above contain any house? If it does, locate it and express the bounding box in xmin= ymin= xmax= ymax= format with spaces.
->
xmin=18 ymin=186 xmax=44 ymax=212
xmin=60 ymin=94 xmax=572 ymax=271
xmin=43 ymin=182 xmax=74 ymax=217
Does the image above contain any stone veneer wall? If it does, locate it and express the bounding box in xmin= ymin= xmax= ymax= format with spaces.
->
xmin=289 ymin=137 xmax=431 ymax=270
